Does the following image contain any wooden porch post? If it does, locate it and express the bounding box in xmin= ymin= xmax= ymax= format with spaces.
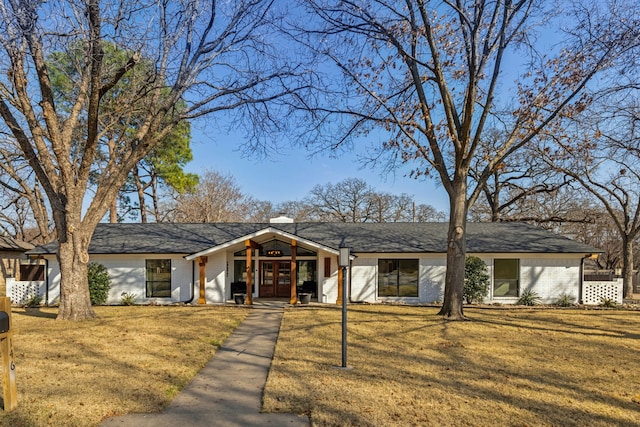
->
xmin=290 ymin=239 xmax=297 ymax=304
xmin=245 ymin=240 xmax=259 ymax=305
xmin=336 ymin=256 xmax=343 ymax=305
xmin=197 ymin=256 xmax=208 ymax=304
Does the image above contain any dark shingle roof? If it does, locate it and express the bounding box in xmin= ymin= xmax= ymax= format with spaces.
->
xmin=0 ymin=236 xmax=34 ymax=252
xmin=27 ymin=222 xmax=600 ymax=256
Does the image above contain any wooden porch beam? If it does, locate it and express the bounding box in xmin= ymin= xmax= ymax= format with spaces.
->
xmin=197 ymin=256 xmax=208 ymax=304
xmin=290 ymin=239 xmax=297 ymax=305
xmin=245 ymin=239 xmax=260 ymax=250
xmin=245 ymin=240 xmax=256 ymax=305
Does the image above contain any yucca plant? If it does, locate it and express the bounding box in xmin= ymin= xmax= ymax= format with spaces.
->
xmin=554 ymin=293 xmax=575 ymax=307
xmin=120 ymin=292 xmax=137 ymax=306
xmin=24 ymin=294 xmax=43 ymax=308
xmin=599 ymin=297 xmax=617 ymax=308
xmin=518 ymin=289 xmax=541 ymax=306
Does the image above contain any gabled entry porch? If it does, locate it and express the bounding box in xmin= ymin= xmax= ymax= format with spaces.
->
xmin=185 ymin=226 xmax=340 ymax=305
xmin=235 ymin=237 xmax=315 ymax=304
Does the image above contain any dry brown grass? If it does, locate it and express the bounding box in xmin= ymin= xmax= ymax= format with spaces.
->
xmin=2 ymin=304 xmax=639 ymax=427
xmin=264 ymin=305 xmax=640 ymax=427
xmin=0 ymin=305 xmax=248 ymax=427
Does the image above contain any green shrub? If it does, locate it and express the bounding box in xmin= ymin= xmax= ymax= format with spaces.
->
xmin=464 ymin=256 xmax=490 ymax=304
xmin=120 ymin=292 xmax=137 ymax=306
xmin=518 ymin=289 xmax=541 ymax=306
xmin=88 ymin=262 xmax=111 ymax=305
xmin=554 ymin=293 xmax=575 ymax=307
xmin=24 ymin=294 xmax=43 ymax=308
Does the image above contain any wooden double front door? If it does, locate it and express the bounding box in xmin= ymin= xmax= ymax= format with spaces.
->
xmin=260 ymin=261 xmax=291 ymax=297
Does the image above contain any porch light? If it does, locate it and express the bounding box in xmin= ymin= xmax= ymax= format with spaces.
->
xmin=339 ymin=247 xmax=350 ymax=267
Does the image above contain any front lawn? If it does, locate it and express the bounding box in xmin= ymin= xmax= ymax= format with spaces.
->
xmin=265 ymin=305 xmax=640 ymax=426
xmin=2 ymin=304 xmax=638 ymax=426
xmin=0 ymin=306 xmax=247 ymax=427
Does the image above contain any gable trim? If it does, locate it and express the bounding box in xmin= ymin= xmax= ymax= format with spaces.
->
xmin=184 ymin=227 xmax=340 ymax=260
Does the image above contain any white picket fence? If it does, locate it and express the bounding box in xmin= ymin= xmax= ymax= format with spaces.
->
xmin=582 ymin=279 xmax=623 ymax=305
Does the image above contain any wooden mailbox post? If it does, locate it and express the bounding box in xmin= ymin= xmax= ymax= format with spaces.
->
xmin=0 ymin=297 xmax=16 ymax=411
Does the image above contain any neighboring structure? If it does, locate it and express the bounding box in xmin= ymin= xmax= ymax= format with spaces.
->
xmin=23 ymin=220 xmax=600 ymax=306
xmin=0 ymin=236 xmax=36 ymax=296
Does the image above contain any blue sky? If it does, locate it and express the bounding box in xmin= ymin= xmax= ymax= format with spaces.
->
xmin=184 ymin=124 xmax=450 ymax=214
xmin=176 ymin=3 xmax=584 ymax=220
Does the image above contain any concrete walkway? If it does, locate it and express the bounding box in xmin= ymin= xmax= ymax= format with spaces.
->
xmin=101 ymin=304 xmax=309 ymax=427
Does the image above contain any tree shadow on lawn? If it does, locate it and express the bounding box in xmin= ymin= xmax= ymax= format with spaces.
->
xmin=272 ymin=306 xmax=640 ymax=426
xmin=469 ymin=308 xmax=640 ymax=340
xmin=3 ymin=305 xmax=247 ymax=426
xmin=13 ymin=305 xmax=246 ymax=323
xmin=13 ymin=307 xmax=57 ymax=319
xmin=283 ymin=306 xmax=446 ymax=341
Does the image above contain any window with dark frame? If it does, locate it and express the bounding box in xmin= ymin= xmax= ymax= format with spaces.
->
xmin=233 ymin=259 xmax=255 ymax=283
xmin=146 ymin=259 xmax=171 ymax=298
xmin=493 ymin=259 xmax=519 ymax=297
xmin=297 ymin=260 xmax=316 ymax=285
xmin=19 ymin=264 xmax=44 ymax=281
xmin=324 ymin=257 xmax=331 ymax=277
xmin=378 ymin=259 xmax=419 ymax=297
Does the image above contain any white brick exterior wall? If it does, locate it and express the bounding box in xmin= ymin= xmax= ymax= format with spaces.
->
xmin=519 ymin=257 xmax=581 ymax=304
xmin=204 ymin=253 xmax=227 ymax=303
xmin=349 ymin=253 xmax=583 ymax=304
xmin=37 ymin=254 xmax=195 ymax=305
xmin=351 ymin=257 xmax=377 ymax=302
xmin=319 ymin=250 xmax=338 ymax=303
xmin=29 ymin=250 xmax=586 ymax=306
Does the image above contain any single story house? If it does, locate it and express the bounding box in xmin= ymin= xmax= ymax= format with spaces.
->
xmin=23 ymin=218 xmax=600 ymax=306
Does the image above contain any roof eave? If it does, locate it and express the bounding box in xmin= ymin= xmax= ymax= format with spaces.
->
xmin=185 ymin=227 xmax=340 ymax=260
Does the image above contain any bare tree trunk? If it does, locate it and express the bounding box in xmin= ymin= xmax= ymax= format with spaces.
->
xmin=133 ymin=167 xmax=148 ymax=223
xmin=109 ymin=197 xmax=117 ymax=223
xmin=622 ymin=237 xmax=634 ymax=298
xmin=490 ymin=172 xmax=500 ymax=222
xmin=151 ymin=175 xmax=160 ymax=223
xmin=32 ymin=190 xmax=54 ymax=244
xmin=0 ymin=0 xmax=305 ymax=320
xmin=438 ymin=179 xmax=468 ymax=320
xmin=56 ymin=224 xmax=96 ymax=320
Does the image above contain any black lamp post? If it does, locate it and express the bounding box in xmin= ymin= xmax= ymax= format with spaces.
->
xmin=339 ymin=247 xmax=350 ymax=368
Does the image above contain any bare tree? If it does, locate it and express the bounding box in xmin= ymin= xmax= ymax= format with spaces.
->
xmin=304 ymin=177 xmax=442 ymax=222
xmin=242 ymin=200 xmax=276 ymax=223
xmin=541 ymin=89 xmax=640 ymax=297
xmin=163 ymin=170 xmax=255 ymax=223
xmin=306 ymin=178 xmax=375 ymax=222
xmin=468 ymin=130 xmax=578 ymax=223
xmin=291 ymin=0 xmax=638 ymax=318
xmin=0 ymin=139 xmax=53 ymax=243
xmin=0 ymin=0 xmax=302 ymax=320
xmin=414 ymin=203 xmax=447 ymax=222
xmin=560 ymin=203 xmax=624 ymax=272
xmin=369 ymin=192 xmax=411 ymax=222
xmin=240 ymin=199 xmax=317 ymax=222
